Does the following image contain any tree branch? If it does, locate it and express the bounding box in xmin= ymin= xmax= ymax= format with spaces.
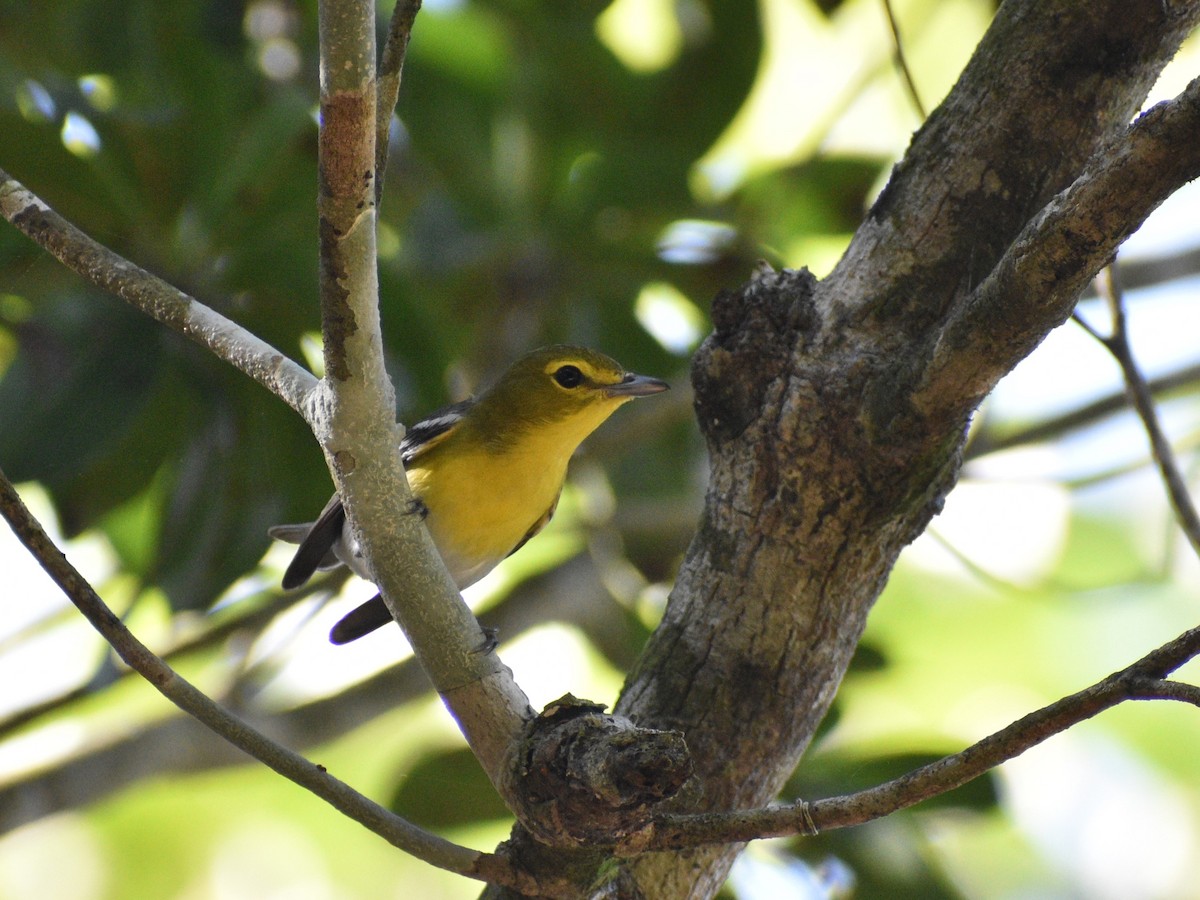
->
xmin=0 ymin=595 xmax=290 ymax=743
xmin=1 ymin=0 xmax=530 ymax=862
xmin=0 ymin=167 xmax=316 ymax=415
xmin=0 ymin=555 xmax=615 ymax=827
xmin=966 ymin=359 xmax=1200 ymax=460
xmin=0 ymin=467 xmax=551 ymax=890
xmin=613 ymin=3 xmax=1200 ymax=894
xmin=1127 ymin=678 xmax=1200 ymax=708
xmin=0 ymin=467 xmax=588 ymax=895
xmin=312 ymin=0 xmax=533 ymax=813
xmin=0 ymin=0 xmax=539 ymax=855
xmin=313 ymin=0 xmax=497 ymax=689
xmin=376 ymin=0 xmax=422 ymax=204
xmin=920 ymin=75 xmax=1200 ymax=418
xmin=633 ymin=624 xmax=1200 ymax=851
xmin=881 ymin=0 xmax=925 ymax=119
xmin=8 ymin=447 xmax=1197 ymax=886
xmin=1080 ymin=265 xmax=1200 ymax=558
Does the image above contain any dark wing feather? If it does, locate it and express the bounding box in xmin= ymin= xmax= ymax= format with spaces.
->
xmin=327 ymin=494 xmax=562 ymax=645
xmin=325 ymin=396 xmax=540 ymax=646
xmin=281 ymin=494 xmax=346 ymax=589
xmin=329 ymin=593 xmax=393 ymax=644
xmin=506 ymin=492 xmax=560 ymax=559
xmin=402 ymin=398 xmax=473 ymax=464
xmin=277 ymin=400 xmax=470 ymax=593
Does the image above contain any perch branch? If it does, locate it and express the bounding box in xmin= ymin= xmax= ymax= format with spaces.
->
xmin=313 ymin=0 xmax=531 ymax=809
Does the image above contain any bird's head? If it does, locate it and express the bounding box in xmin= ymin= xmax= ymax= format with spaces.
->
xmin=471 ymin=345 xmax=669 ymax=452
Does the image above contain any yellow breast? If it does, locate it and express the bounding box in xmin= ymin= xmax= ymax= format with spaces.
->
xmin=404 ymin=393 xmax=631 ymax=589
xmin=406 ymin=442 xmax=571 ymax=589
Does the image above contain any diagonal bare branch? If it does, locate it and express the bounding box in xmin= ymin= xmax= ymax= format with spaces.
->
xmin=376 ymin=0 xmax=423 ymax=203
xmin=632 ymin=624 xmax=1200 ymax=852
xmin=0 ymin=167 xmax=316 ymax=415
xmin=0 ymin=467 xmax=506 ymax=883
xmin=1082 ymin=265 xmax=1200 ymax=558
xmin=0 ymin=466 xmax=578 ymax=895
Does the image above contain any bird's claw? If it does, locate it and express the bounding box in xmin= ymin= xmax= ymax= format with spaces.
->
xmin=474 ymin=626 xmax=499 ymax=655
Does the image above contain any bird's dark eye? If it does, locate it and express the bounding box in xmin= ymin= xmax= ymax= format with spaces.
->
xmin=553 ymin=365 xmax=584 ymax=388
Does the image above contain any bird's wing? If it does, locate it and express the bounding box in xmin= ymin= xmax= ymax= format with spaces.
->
xmin=328 ymin=493 xmax=563 ymax=645
xmin=401 ymin=398 xmax=475 ymax=465
xmin=506 ymin=491 xmax=560 ymax=560
xmin=279 ymin=493 xmax=347 ymax=589
xmin=274 ymin=398 xmax=474 ymax=592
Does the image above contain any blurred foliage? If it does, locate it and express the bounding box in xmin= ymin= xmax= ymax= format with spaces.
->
xmin=2 ymin=1 xmax=1200 ymax=899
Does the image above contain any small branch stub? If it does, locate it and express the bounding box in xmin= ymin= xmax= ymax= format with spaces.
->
xmin=508 ymin=695 xmax=694 ymax=848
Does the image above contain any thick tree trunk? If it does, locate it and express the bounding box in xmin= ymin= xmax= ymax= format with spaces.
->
xmin=606 ymin=0 xmax=1200 ymax=895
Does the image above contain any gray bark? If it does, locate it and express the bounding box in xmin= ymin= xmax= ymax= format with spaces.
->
xmin=608 ymin=1 xmax=1200 ymax=895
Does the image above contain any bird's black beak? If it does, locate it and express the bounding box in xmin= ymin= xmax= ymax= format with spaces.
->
xmin=604 ymin=373 xmax=670 ymax=398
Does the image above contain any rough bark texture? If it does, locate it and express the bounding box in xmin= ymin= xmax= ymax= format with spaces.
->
xmin=505 ymin=696 xmax=693 ymax=848
xmin=600 ymin=1 xmax=1200 ymax=895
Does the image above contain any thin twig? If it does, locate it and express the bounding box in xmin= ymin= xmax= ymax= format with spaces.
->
xmin=632 ymin=625 xmax=1200 ymax=851
xmin=0 ymin=467 xmax=568 ymax=895
xmin=1085 ymin=264 xmax=1200 ymax=559
xmin=1070 ymin=307 xmax=1106 ymax=342
xmin=0 ymin=573 xmax=347 ymax=741
xmin=0 ymin=168 xmax=316 ymax=416
xmin=1127 ymin=678 xmax=1200 ymax=708
xmin=1058 ymin=433 xmax=1200 ymax=492
xmin=924 ymin=527 xmax=1030 ymax=593
xmin=882 ymin=0 xmax=926 ymax=119
xmin=966 ymin=359 xmax=1200 ymax=460
xmin=376 ymin=0 xmax=423 ymax=204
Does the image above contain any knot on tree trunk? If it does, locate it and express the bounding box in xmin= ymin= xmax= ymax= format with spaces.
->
xmin=693 ymin=265 xmax=818 ymax=447
xmin=505 ymin=694 xmax=694 ymax=848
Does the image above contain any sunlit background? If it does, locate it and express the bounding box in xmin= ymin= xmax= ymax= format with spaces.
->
xmin=2 ymin=0 xmax=1200 ymax=897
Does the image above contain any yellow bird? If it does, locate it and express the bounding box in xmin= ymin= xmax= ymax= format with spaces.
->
xmin=270 ymin=345 xmax=669 ymax=644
